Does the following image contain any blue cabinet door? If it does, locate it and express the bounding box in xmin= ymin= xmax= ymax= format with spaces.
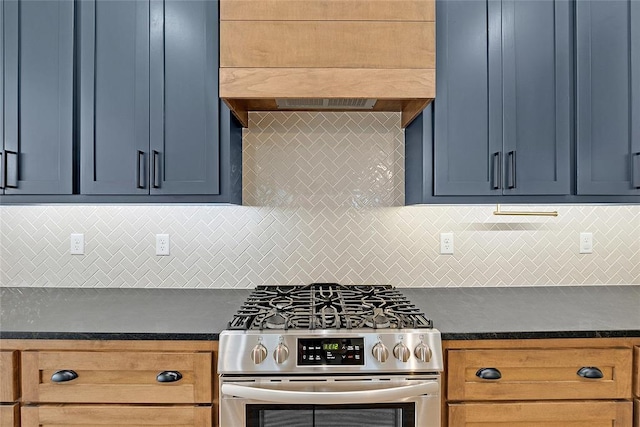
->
xmin=149 ymin=0 xmax=220 ymax=195
xmin=577 ymin=0 xmax=640 ymax=195
xmin=501 ymin=0 xmax=571 ymax=195
xmin=0 ymin=0 xmax=4 ymax=194
xmin=80 ymin=0 xmax=150 ymax=195
xmin=433 ymin=0 xmax=571 ymax=197
xmin=433 ymin=0 xmax=500 ymax=196
xmin=1 ymin=0 xmax=73 ymax=195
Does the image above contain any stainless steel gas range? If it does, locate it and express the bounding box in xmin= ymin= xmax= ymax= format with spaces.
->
xmin=218 ymin=283 xmax=443 ymax=427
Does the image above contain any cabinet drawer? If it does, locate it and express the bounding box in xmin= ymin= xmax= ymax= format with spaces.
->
xmin=21 ymin=351 xmax=212 ymax=404
xmin=0 ymin=351 xmax=19 ymax=402
xmin=0 ymin=404 xmax=19 ymax=427
xmin=449 ymin=401 xmax=633 ymax=426
xmin=21 ymin=405 xmax=212 ymax=426
xmin=448 ymin=348 xmax=632 ymax=401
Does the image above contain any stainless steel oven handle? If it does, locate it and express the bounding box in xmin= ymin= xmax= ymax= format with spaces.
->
xmin=221 ymin=382 xmax=439 ymax=405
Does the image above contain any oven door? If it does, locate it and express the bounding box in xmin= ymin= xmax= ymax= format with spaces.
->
xmin=219 ymin=374 xmax=440 ymax=427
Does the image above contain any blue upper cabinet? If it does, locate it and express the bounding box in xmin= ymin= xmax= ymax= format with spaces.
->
xmin=576 ymin=0 xmax=640 ymax=195
xmin=501 ymin=0 xmax=571 ymax=196
xmin=431 ymin=0 xmax=571 ymax=197
xmin=1 ymin=0 xmax=73 ymax=195
xmin=431 ymin=0 xmax=496 ymax=196
xmin=149 ymin=0 xmax=220 ymax=195
xmin=79 ymin=0 xmax=150 ymax=195
xmin=80 ymin=0 xmax=239 ymax=200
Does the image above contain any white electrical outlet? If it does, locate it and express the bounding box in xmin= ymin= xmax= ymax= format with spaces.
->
xmin=156 ymin=234 xmax=170 ymax=256
xmin=440 ymin=232 xmax=454 ymax=255
xmin=579 ymin=232 xmax=593 ymax=254
xmin=70 ymin=233 xmax=85 ymax=255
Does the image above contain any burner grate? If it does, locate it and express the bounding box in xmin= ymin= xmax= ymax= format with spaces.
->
xmin=227 ymin=283 xmax=433 ymax=331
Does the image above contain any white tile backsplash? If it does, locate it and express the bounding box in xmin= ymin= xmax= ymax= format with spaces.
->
xmin=1 ymin=112 xmax=639 ymax=288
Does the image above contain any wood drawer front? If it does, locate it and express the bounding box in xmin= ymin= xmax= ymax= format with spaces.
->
xmin=449 ymin=401 xmax=633 ymax=426
xmin=448 ymin=348 xmax=632 ymax=401
xmin=221 ymin=0 xmax=435 ymax=21
xmin=0 ymin=351 xmax=19 ymax=402
xmin=0 ymin=404 xmax=19 ymax=427
xmin=21 ymin=351 xmax=212 ymax=404
xmin=21 ymin=405 xmax=212 ymax=426
xmin=220 ymin=21 xmax=435 ymax=69
xmin=635 ymin=399 xmax=639 ymax=427
xmin=635 ymin=346 xmax=639 ymax=398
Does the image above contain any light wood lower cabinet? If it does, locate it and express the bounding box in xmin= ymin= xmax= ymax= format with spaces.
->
xmin=0 ymin=350 xmax=20 ymax=427
xmin=21 ymin=405 xmax=212 ymax=427
xmin=0 ymin=351 xmax=19 ymax=403
xmin=449 ymin=401 xmax=633 ymax=426
xmin=632 ymin=346 xmax=639 ymax=427
xmin=635 ymin=346 xmax=639 ymax=398
xmin=21 ymin=350 xmax=211 ymax=404
xmin=448 ymin=347 xmax=632 ymax=401
xmin=444 ymin=338 xmax=640 ymax=427
xmin=0 ymin=404 xmax=19 ymax=427
xmin=0 ymin=340 xmax=216 ymax=427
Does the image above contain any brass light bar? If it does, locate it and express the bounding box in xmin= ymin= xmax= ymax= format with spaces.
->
xmin=493 ymin=204 xmax=558 ymax=217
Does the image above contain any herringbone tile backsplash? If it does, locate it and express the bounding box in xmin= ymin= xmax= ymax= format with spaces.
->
xmin=1 ymin=112 xmax=639 ymax=288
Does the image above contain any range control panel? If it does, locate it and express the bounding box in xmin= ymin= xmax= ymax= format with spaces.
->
xmin=297 ymin=338 xmax=365 ymax=366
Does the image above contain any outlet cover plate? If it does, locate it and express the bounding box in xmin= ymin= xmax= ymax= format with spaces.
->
xmin=440 ymin=232 xmax=454 ymax=255
xmin=579 ymin=232 xmax=593 ymax=254
xmin=70 ymin=233 xmax=85 ymax=255
xmin=156 ymin=234 xmax=170 ymax=256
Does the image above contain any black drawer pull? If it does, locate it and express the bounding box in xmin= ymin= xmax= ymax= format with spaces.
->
xmin=577 ymin=366 xmax=603 ymax=379
xmin=51 ymin=370 xmax=78 ymax=383
xmin=156 ymin=371 xmax=182 ymax=383
xmin=476 ymin=367 xmax=502 ymax=380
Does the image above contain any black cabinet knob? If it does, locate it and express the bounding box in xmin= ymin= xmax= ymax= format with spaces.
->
xmin=156 ymin=371 xmax=183 ymax=383
xmin=51 ymin=370 xmax=78 ymax=383
xmin=577 ymin=366 xmax=603 ymax=379
xmin=476 ymin=367 xmax=502 ymax=380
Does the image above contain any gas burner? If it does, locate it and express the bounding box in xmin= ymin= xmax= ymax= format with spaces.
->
xmin=227 ymin=283 xmax=433 ymax=331
xmin=262 ymin=311 xmax=287 ymax=329
xmin=363 ymin=308 xmax=391 ymax=329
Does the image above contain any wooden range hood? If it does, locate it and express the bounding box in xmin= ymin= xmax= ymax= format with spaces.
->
xmin=220 ymin=0 xmax=435 ymax=128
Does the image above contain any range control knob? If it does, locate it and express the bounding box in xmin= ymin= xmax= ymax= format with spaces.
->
xmin=393 ymin=342 xmax=411 ymax=362
xmin=372 ymin=342 xmax=389 ymax=363
xmin=251 ymin=343 xmax=268 ymax=365
xmin=273 ymin=343 xmax=289 ymax=364
xmin=414 ymin=342 xmax=432 ymax=363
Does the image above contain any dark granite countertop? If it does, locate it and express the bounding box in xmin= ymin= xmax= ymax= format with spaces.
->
xmin=1 ymin=286 xmax=638 ymax=341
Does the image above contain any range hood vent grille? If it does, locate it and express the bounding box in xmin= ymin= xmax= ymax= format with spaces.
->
xmin=276 ymin=98 xmax=377 ymax=110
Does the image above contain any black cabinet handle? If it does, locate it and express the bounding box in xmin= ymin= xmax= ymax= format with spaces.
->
xmin=507 ymin=150 xmax=516 ymax=189
xmin=632 ymin=152 xmax=640 ymax=189
xmin=5 ymin=150 xmax=18 ymax=188
xmin=492 ymin=152 xmax=502 ymax=190
xmin=577 ymin=366 xmax=603 ymax=379
xmin=476 ymin=367 xmax=502 ymax=380
xmin=0 ymin=151 xmax=4 ymax=189
xmin=51 ymin=370 xmax=78 ymax=383
xmin=152 ymin=150 xmax=160 ymax=188
xmin=137 ymin=150 xmax=145 ymax=189
xmin=156 ymin=371 xmax=182 ymax=383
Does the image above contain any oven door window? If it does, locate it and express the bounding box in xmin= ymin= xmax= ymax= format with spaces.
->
xmin=246 ymin=403 xmax=415 ymax=427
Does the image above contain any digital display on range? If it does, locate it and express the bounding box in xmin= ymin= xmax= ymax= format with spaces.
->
xmin=298 ymin=338 xmax=365 ymax=366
